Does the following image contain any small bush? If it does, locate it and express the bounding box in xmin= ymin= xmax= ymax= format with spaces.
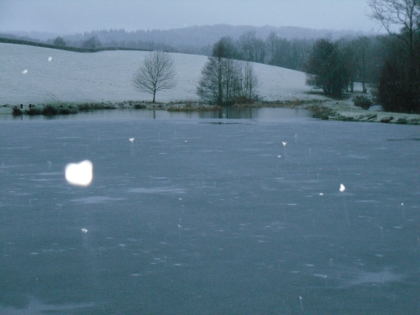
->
xmin=59 ymin=106 xmax=78 ymax=115
xmin=353 ymin=95 xmax=373 ymax=109
xmin=42 ymin=105 xmax=58 ymax=116
xmin=234 ymin=96 xmax=257 ymax=105
xmin=77 ymin=104 xmax=91 ymax=112
xmin=307 ymin=105 xmax=334 ymax=120
xmin=12 ymin=107 xmax=23 ymax=116
xmin=25 ymin=107 xmax=42 ymax=115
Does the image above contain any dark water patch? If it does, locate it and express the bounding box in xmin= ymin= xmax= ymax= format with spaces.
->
xmin=387 ymin=137 xmax=420 ymax=142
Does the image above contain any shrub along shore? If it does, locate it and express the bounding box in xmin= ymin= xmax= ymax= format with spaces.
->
xmin=2 ymin=99 xmax=419 ymax=125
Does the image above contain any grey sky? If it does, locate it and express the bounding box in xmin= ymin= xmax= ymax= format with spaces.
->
xmin=0 ymin=0 xmax=381 ymax=34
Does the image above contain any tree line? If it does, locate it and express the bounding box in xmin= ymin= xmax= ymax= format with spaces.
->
xmin=133 ymin=47 xmax=258 ymax=105
xmin=200 ymin=1 xmax=419 ymax=113
xmin=306 ymin=0 xmax=419 ymax=113
xmin=52 ymin=0 xmax=419 ymax=112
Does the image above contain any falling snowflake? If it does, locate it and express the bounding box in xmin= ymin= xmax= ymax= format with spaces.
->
xmin=339 ymin=184 xmax=346 ymax=192
xmin=65 ymin=160 xmax=93 ymax=187
xmin=81 ymin=228 xmax=88 ymax=233
xmin=22 ymin=69 xmax=28 ymax=74
xmin=129 ymin=137 xmax=135 ymax=143
xmin=48 ymin=56 xmax=53 ymax=62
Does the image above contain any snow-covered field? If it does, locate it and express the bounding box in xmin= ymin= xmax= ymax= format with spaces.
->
xmin=0 ymin=43 xmax=322 ymax=105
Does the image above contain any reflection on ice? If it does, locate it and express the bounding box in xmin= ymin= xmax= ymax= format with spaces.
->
xmin=0 ymin=297 xmax=95 ymax=314
xmin=71 ymin=196 xmax=124 ymax=204
xmin=128 ymin=187 xmax=185 ymax=194
xmin=348 ymin=268 xmax=403 ymax=286
xmin=313 ymin=273 xmax=328 ymax=279
xmin=130 ymin=273 xmax=141 ymax=277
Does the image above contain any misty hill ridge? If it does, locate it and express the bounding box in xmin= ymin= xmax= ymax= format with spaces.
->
xmin=8 ymin=24 xmax=365 ymax=51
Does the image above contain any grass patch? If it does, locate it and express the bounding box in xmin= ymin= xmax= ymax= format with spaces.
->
xmin=306 ymin=105 xmax=335 ymax=120
xmin=167 ymin=104 xmax=222 ymax=112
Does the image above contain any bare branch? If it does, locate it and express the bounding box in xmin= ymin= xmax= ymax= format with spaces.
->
xmin=133 ymin=51 xmax=176 ymax=103
xmin=368 ymin=0 xmax=419 ymax=50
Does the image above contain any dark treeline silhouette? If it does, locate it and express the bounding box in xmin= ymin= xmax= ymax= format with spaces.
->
xmin=369 ymin=0 xmax=419 ymax=113
xmin=305 ymin=33 xmax=419 ymax=114
xmin=304 ymin=0 xmax=419 ymax=113
xmin=47 ymin=31 xmax=175 ymax=52
xmin=197 ymin=39 xmax=259 ymax=106
xmin=207 ymin=32 xmax=314 ymax=71
xmin=305 ymin=36 xmax=388 ymax=98
xmin=43 ymin=26 xmax=362 ymax=54
xmin=216 ymin=26 xmax=418 ymax=113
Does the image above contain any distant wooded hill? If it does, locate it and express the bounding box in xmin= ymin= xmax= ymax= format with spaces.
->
xmin=5 ymin=24 xmax=366 ymax=54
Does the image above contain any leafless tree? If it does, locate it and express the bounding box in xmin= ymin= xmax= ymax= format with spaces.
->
xmin=133 ymin=51 xmax=176 ymax=103
xmin=197 ymin=57 xmax=258 ymax=105
xmin=369 ymin=0 xmax=419 ymax=56
xmin=369 ymin=0 xmax=419 ymax=112
xmin=242 ymin=62 xmax=258 ymax=100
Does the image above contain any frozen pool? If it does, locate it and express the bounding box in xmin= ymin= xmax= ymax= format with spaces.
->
xmin=0 ymin=108 xmax=419 ymax=314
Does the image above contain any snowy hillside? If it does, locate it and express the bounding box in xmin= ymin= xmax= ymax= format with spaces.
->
xmin=0 ymin=43 xmax=320 ymax=105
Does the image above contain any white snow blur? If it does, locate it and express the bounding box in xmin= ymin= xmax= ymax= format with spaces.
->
xmin=65 ymin=160 xmax=93 ymax=187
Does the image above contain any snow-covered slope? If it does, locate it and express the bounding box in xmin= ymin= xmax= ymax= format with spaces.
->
xmin=0 ymin=43 xmax=320 ymax=104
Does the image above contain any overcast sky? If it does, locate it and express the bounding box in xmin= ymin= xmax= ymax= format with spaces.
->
xmin=0 ymin=0 xmax=381 ymax=34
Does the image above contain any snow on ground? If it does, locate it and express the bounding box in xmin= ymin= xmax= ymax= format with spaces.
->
xmin=311 ymin=99 xmax=420 ymax=125
xmin=0 ymin=43 xmax=323 ymax=105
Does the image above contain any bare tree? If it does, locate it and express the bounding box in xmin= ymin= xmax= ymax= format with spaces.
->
xmin=133 ymin=51 xmax=176 ymax=103
xmin=82 ymin=36 xmax=101 ymax=49
xmin=369 ymin=0 xmax=419 ymax=56
xmin=369 ymin=0 xmax=419 ymax=112
xmin=197 ymin=57 xmax=258 ymax=105
xmin=53 ymin=36 xmax=66 ymax=47
xmin=242 ymin=62 xmax=258 ymax=100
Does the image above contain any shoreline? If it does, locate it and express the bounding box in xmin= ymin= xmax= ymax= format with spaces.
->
xmin=1 ymin=99 xmax=419 ymax=125
xmin=304 ymin=100 xmax=420 ymax=125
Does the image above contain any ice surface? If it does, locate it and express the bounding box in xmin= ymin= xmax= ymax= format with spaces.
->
xmin=128 ymin=187 xmax=185 ymax=194
xmin=71 ymin=196 xmax=125 ymax=204
xmin=0 ymin=112 xmax=419 ymax=314
xmin=348 ymin=268 xmax=403 ymax=286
